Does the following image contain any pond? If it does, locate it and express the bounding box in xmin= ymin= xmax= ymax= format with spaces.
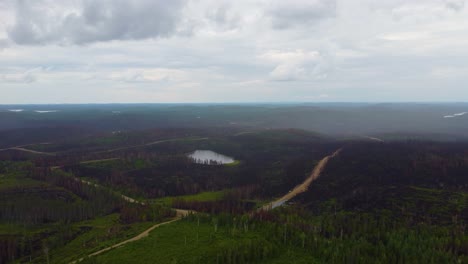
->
xmin=188 ymin=150 xmax=235 ymax=165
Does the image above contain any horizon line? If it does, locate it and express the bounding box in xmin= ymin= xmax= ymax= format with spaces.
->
xmin=1 ymin=101 xmax=468 ymax=105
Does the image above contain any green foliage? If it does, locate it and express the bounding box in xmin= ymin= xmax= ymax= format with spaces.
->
xmin=84 ymin=209 xmax=466 ymax=263
xmin=82 ymin=215 xmax=283 ymax=264
xmin=47 ymin=214 xmax=158 ymax=264
xmin=2 ymin=127 xmax=468 ymax=264
xmin=119 ymin=203 xmax=174 ymax=224
xmin=0 ymin=162 xmax=41 ymax=191
xmin=154 ymin=191 xmax=226 ymax=206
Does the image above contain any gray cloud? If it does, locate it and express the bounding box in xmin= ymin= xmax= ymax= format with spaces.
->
xmin=8 ymin=0 xmax=187 ymax=45
xmin=205 ymin=4 xmax=240 ymax=30
xmin=445 ymin=0 xmax=465 ymax=11
xmin=0 ymin=39 xmax=9 ymax=49
xmin=2 ymin=0 xmax=468 ymax=103
xmin=268 ymin=0 xmax=336 ymax=29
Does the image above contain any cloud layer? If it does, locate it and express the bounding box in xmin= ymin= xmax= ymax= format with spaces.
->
xmin=1 ymin=0 xmax=468 ymax=103
xmin=8 ymin=0 xmax=186 ymax=45
xmin=268 ymin=0 xmax=336 ymax=29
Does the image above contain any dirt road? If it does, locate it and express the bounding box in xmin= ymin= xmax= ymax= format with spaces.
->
xmin=51 ymin=158 xmax=146 ymax=205
xmin=260 ymin=148 xmax=342 ymax=211
xmin=363 ymin=136 xmax=385 ymax=142
xmin=95 ymin=137 xmax=209 ymax=154
xmin=87 ymin=209 xmax=190 ymax=257
xmin=0 ymin=147 xmax=55 ymax=156
xmin=51 ymin=158 xmax=121 ymax=171
xmin=71 ymin=209 xmax=191 ymax=263
xmin=79 ymin=158 xmax=121 ymax=164
xmin=75 ymin=175 xmax=145 ymax=205
xmin=72 ymin=174 xmax=144 ymax=205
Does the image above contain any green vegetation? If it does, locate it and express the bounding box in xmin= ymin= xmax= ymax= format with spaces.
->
xmin=48 ymin=214 xmax=158 ymax=263
xmin=81 ymin=215 xmax=288 ymax=264
xmin=0 ymin=161 xmax=174 ymax=263
xmin=225 ymin=160 xmax=241 ymax=166
xmin=0 ymin=169 xmax=42 ymax=191
xmin=1 ymin=124 xmax=467 ymax=263
xmin=84 ymin=209 xmax=466 ymax=264
xmin=154 ymin=191 xmax=226 ymax=206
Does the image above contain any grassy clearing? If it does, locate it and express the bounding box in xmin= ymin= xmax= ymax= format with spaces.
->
xmin=81 ymin=218 xmax=273 ymax=264
xmin=48 ymin=214 xmax=161 ymax=264
xmin=225 ymin=160 xmax=241 ymax=167
xmin=0 ymin=173 xmax=46 ymax=191
xmin=0 ymin=222 xmax=52 ymax=236
xmin=153 ymin=191 xmax=226 ymax=206
xmin=80 ymin=215 xmax=324 ymax=264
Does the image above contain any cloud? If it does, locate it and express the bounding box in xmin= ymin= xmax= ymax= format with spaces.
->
xmin=1 ymin=68 xmax=41 ymax=83
xmin=104 ymin=68 xmax=188 ymax=83
xmin=2 ymin=0 xmax=468 ymax=103
xmin=387 ymin=0 xmax=466 ymax=22
xmin=267 ymin=0 xmax=336 ymax=29
xmin=445 ymin=0 xmax=465 ymax=11
xmin=378 ymin=31 xmax=431 ymax=41
xmin=261 ymin=50 xmax=332 ymax=81
xmin=0 ymin=39 xmax=9 ymax=49
xmin=431 ymin=67 xmax=468 ymax=79
xmin=8 ymin=0 xmax=187 ymax=45
xmin=205 ymin=3 xmax=240 ymax=30
xmin=235 ymin=79 xmax=265 ymax=86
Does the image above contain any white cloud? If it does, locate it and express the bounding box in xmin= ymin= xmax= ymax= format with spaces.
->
xmin=103 ymin=68 xmax=189 ymax=83
xmin=378 ymin=31 xmax=432 ymax=41
xmin=1 ymin=68 xmax=43 ymax=83
xmin=261 ymin=50 xmax=332 ymax=81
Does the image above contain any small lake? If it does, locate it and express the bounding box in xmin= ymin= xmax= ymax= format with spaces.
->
xmin=188 ymin=150 xmax=235 ymax=165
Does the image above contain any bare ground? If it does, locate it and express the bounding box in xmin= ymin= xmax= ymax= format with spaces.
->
xmin=260 ymin=148 xmax=342 ymax=211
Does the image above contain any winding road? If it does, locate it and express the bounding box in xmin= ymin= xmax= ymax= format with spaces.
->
xmin=93 ymin=137 xmax=209 ymax=154
xmin=0 ymin=146 xmax=55 ymax=156
xmin=70 ymin=209 xmax=191 ymax=264
xmin=0 ymin=136 xmax=209 ymax=156
xmin=363 ymin=136 xmax=385 ymax=142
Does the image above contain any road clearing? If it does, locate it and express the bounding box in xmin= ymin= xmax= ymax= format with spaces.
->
xmin=0 ymin=146 xmax=55 ymax=156
xmin=70 ymin=209 xmax=191 ymax=263
xmin=94 ymin=137 xmax=209 ymax=154
xmin=260 ymin=148 xmax=342 ymax=211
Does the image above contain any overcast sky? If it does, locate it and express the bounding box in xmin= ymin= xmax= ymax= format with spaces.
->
xmin=1 ymin=0 xmax=468 ymax=104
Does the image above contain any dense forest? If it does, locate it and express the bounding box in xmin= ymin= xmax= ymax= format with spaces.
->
xmin=297 ymin=142 xmax=468 ymax=221
xmin=2 ymin=104 xmax=468 ymax=139
xmin=0 ymin=161 xmax=173 ymax=263
xmin=0 ymin=122 xmax=467 ymax=263
xmin=51 ymin=130 xmax=337 ymax=199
